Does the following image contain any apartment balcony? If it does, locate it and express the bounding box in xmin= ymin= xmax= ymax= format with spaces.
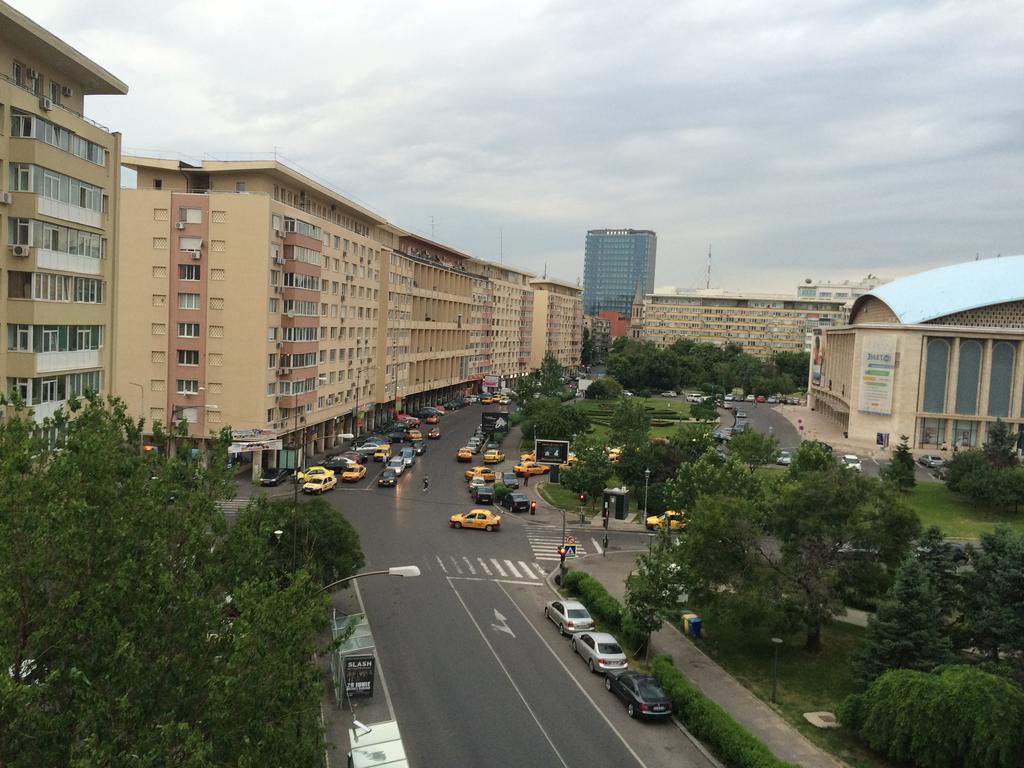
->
xmin=36 ymin=348 xmax=100 ymax=374
xmin=36 ymin=248 xmax=103 ymax=276
xmin=36 ymin=196 xmax=103 ymax=229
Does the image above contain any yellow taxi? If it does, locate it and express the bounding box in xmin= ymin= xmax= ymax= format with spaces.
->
xmin=645 ymin=510 xmax=686 ymax=531
xmin=481 ymin=396 xmax=498 ymax=405
xmin=449 ymin=508 xmax=502 ymax=532
xmin=559 ymin=452 xmax=579 ymax=469
xmin=302 ymin=474 xmax=338 ymax=494
xmin=514 ymin=461 xmax=551 ymax=477
xmin=464 ymin=466 xmax=497 ymax=482
xmin=483 ymin=449 xmax=505 ymax=464
xmin=341 ymin=464 xmax=368 ymax=483
xmin=520 ymin=451 xmax=536 ymax=462
xmin=456 ymin=446 xmax=474 ymax=462
xmin=373 ymin=445 xmax=392 ymax=462
xmin=407 ymin=429 xmax=423 ymax=441
xmin=606 ymin=446 xmax=622 ymax=463
xmin=295 ymin=465 xmax=334 ymax=483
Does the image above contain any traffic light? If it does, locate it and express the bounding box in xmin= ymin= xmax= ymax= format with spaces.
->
xmin=558 ymin=546 xmax=567 ymax=565
xmin=529 ymin=500 xmax=537 ymax=515
xmin=579 ymin=493 xmax=586 ymax=504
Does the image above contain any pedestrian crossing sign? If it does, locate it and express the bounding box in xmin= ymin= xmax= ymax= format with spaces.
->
xmin=563 ymin=545 xmax=577 ymax=558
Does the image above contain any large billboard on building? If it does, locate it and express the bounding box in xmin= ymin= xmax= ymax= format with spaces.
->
xmin=858 ymin=335 xmax=897 ymax=415
xmin=811 ymin=328 xmax=825 ymax=386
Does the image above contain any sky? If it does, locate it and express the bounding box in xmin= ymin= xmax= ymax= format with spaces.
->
xmin=16 ymin=0 xmax=1024 ymax=293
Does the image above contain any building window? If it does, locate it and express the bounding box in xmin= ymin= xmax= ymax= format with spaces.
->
xmin=988 ymin=341 xmax=1015 ymax=418
xmin=179 ymin=208 xmax=202 ymax=224
xmin=178 ymin=264 xmax=201 ymax=281
xmin=177 ymin=349 xmax=199 ymax=366
xmin=953 ymin=419 xmax=979 ymax=449
xmin=176 ymin=379 xmax=199 ymax=395
xmin=921 ymin=338 xmax=950 ymax=413
xmin=177 ymin=322 xmax=200 ymax=338
xmin=954 ymin=340 xmax=982 ymax=415
xmin=178 ymin=293 xmax=200 ymax=310
xmin=235 ymin=181 xmax=246 ymax=193
xmin=154 ymin=179 xmax=163 ymax=189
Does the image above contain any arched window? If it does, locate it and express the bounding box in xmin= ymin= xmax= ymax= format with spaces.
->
xmin=955 ymin=340 xmax=982 ymax=415
xmin=988 ymin=341 xmax=1015 ymax=417
xmin=922 ymin=338 xmax=949 ymax=413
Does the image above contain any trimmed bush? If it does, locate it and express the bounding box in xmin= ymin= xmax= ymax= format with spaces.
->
xmin=652 ymin=656 xmax=797 ymax=768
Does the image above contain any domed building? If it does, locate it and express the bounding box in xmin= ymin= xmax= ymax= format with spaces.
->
xmin=808 ymin=256 xmax=1024 ymax=451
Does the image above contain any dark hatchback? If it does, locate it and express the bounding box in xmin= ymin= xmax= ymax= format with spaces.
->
xmin=378 ymin=468 xmax=398 ymax=487
xmin=323 ymin=455 xmax=358 ymax=472
xmin=501 ymin=492 xmax=530 ymax=513
xmin=387 ymin=430 xmax=408 ymax=444
xmin=259 ymin=467 xmax=294 ymax=486
xmin=472 ymin=485 xmax=495 ymax=505
xmin=411 ymin=440 xmax=426 ymax=456
xmin=501 ymin=471 xmax=520 ymax=489
xmin=604 ymin=670 xmax=673 ymax=720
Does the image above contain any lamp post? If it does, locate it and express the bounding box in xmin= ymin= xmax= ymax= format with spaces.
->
xmin=317 ymin=565 xmax=421 ymax=594
xmin=644 ymin=468 xmax=651 ymax=518
xmin=770 ymin=637 xmax=783 ymax=703
xmin=129 ymin=381 xmax=144 ymax=455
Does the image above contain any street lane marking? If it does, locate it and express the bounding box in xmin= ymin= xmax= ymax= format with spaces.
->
xmin=449 ymin=556 xmax=463 ymax=575
xmin=435 ymin=555 xmax=448 ymax=574
xmin=504 ymin=560 xmax=522 ymax=578
xmin=446 ymin=578 xmax=571 ymax=768
xmin=490 ymin=558 xmax=507 ymax=577
xmin=462 ymin=557 xmax=476 ymax=575
xmin=495 ymin=581 xmax=649 ymax=768
xmin=491 ymin=609 xmax=516 ymax=638
xmin=591 ymin=538 xmax=604 ymax=555
xmin=478 ymin=559 xmax=493 ymax=576
xmin=518 ymin=561 xmax=538 ymax=579
xmin=446 ymin=576 xmax=542 ymax=587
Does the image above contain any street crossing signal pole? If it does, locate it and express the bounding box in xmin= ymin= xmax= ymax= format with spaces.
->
xmin=558 ymin=546 xmax=567 ymax=583
xmin=602 ymin=504 xmax=610 ymax=554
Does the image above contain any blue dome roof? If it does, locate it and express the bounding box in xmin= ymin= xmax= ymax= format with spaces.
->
xmin=853 ymin=256 xmax=1024 ymax=325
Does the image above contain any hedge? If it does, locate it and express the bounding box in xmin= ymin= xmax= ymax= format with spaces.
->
xmin=560 ymin=571 xmax=645 ymax=652
xmin=652 ymin=656 xmax=797 ymax=768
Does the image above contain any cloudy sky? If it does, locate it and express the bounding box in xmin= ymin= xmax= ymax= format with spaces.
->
xmin=17 ymin=0 xmax=1024 ymax=292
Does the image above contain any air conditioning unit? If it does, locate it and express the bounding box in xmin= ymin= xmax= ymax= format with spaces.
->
xmin=275 ymin=229 xmax=286 ymax=239
xmin=38 ymin=96 xmax=53 ymax=111
xmin=277 ymin=368 xmax=287 ymax=376
xmin=0 ymin=192 xmax=11 ymax=205
xmin=190 ymin=250 xmax=201 ymax=260
xmin=62 ymin=86 xmax=73 ymax=97
xmin=10 ymin=244 xmax=30 ymax=257
xmin=282 ymin=368 xmax=292 ymax=375
xmin=175 ymin=221 xmax=186 ymax=230
xmin=275 ymin=341 xmax=283 ymax=348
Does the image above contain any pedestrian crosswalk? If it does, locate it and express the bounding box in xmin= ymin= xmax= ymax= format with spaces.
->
xmin=217 ymin=499 xmax=252 ymax=515
xmin=434 ymin=555 xmax=550 ymax=582
xmin=527 ymin=525 xmax=587 ymax=562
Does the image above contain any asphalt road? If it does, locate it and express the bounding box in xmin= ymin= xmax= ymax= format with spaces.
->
xmin=321 ymin=404 xmax=713 ymax=768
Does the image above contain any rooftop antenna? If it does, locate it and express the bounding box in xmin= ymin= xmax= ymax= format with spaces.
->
xmin=429 ymin=216 xmax=435 ymax=240
xmin=705 ymin=244 xmax=712 ymax=289
xmin=543 ymin=262 xmax=548 ymax=279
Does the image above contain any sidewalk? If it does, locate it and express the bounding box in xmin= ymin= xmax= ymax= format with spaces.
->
xmin=571 ymin=551 xmax=843 ymax=768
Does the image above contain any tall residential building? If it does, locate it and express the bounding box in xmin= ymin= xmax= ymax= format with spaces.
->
xmin=530 ymin=278 xmax=583 ymax=372
xmin=115 ymin=156 xmax=476 ymax=469
xmin=584 ymin=314 xmax=611 ymax=365
xmin=582 ymin=228 xmax=656 ymax=317
xmin=631 ymin=288 xmax=848 ymax=360
xmin=1 ymin=2 xmax=127 ymax=421
xmin=467 ymin=259 xmax=534 ymax=384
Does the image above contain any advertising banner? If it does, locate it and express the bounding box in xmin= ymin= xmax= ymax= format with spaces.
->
xmin=811 ymin=328 xmax=825 ymax=386
xmin=228 ymin=439 xmax=283 ymax=454
xmin=481 ymin=412 xmax=509 ymax=433
xmin=858 ymin=335 xmax=897 ymax=415
xmin=535 ymin=439 xmax=570 ymax=465
xmin=482 ymin=375 xmax=499 ymax=388
xmin=344 ymin=655 xmax=376 ymax=697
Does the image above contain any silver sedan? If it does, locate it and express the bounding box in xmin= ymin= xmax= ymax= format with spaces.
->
xmin=570 ymin=631 xmax=628 ymax=673
xmin=544 ymin=599 xmax=595 ymax=636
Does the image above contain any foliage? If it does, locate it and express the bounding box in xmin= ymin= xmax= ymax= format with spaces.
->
xmin=624 ymin=529 xmax=684 ymax=657
xmin=538 ymin=351 xmax=565 ymax=398
xmin=670 ymin=423 xmax=718 ymax=463
xmin=584 ymin=376 xmax=623 ymax=400
xmin=787 ymin=440 xmax=836 ymax=474
xmin=651 ymin=656 xmax=798 ymax=768
xmin=560 ymin=571 xmax=645 ymax=651
xmin=944 ymin=448 xmax=989 ymax=492
xmin=946 ymin=427 xmax=1024 ymax=510
xmin=609 ymin=397 xmax=652 ymax=449
xmin=913 ymin=526 xmax=962 ymax=614
xmin=849 ymin=557 xmax=952 ymax=686
xmin=984 ymin=418 xmax=1018 ymax=469
xmin=558 ymin=434 xmax=614 ymax=508
xmin=0 ymin=394 xmax=349 ymax=767
xmin=728 ymin=429 xmax=779 ymax=471
xmin=517 ymin=398 xmax=590 ymax=448
xmin=772 ymin=351 xmax=810 ymax=386
xmin=960 ymin=527 xmax=1024 ymax=664
xmin=840 ymin=665 xmax=1024 ymax=768
xmin=880 ymin=435 xmax=916 ymax=492
xmin=690 ymin=398 xmax=719 ymax=421
xmin=666 ymin=451 xmax=763 ymax=513
xmin=581 ymin=325 xmax=593 ymax=366
xmin=493 ymin=482 xmax=511 ymax=502
xmin=511 ymin=374 xmax=541 ymax=414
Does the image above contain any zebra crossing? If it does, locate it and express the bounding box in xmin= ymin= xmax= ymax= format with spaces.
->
xmin=527 ymin=524 xmax=588 ymax=562
xmin=434 ymin=554 xmax=550 ymax=583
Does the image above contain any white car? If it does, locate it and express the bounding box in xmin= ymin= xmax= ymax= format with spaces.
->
xmin=544 ymin=599 xmax=595 ymax=636
xmin=724 ymin=394 xmax=734 ymax=401
xmin=776 ymin=450 xmax=792 ymax=466
xmin=660 ymin=391 xmax=678 ymax=398
xmin=386 ymin=457 xmax=406 ymax=476
xmin=841 ymin=454 xmax=862 ymax=472
xmin=571 ymin=631 xmax=628 ymax=673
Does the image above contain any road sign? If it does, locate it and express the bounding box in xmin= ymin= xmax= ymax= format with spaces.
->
xmin=481 ymin=411 xmax=509 ymax=433
xmin=563 ymin=545 xmax=578 ymax=558
xmin=564 ymin=534 xmax=577 ymax=546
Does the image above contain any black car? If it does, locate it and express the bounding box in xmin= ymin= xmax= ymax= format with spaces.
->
xmin=411 ymin=440 xmax=426 ymax=456
xmin=259 ymin=467 xmax=294 ymax=486
xmin=472 ymin=485 xmax=495 ymax=504
xmin=339 ymin=451 xmax=365 ymax=465
xmin=502 ymin=471 xmax=520 ymax=489
xmin=378 ymin=468 xmax=398 ymax=487
xmin=501 ymin=492 xmax=530 ymax=513
xmin=323 ymin=455 xmax=357 ymax=472
xmin=387 ymin=430 xmax=408 ymax=444
xmin=604 ymin=670 xmax=673 ymax=719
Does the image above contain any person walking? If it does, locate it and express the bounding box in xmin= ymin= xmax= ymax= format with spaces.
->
xmin=522 ymin=471 xmax=528 ymax=487
xmin=422 ymin=475 xmax=429 ymax=492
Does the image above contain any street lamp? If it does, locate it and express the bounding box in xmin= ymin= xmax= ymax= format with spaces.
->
xmin=644 ymin=468 xmax=651 ymax=518
xmin=770 ymin=637 xmax=783 ymax=703
xmin=317 ymin=565 xmax=421 ymax=594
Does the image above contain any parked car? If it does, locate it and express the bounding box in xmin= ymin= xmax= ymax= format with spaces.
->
xmin=746 ymin=394 xmax=755 ymax=401
xmin=776 ymin=450 xmax=792 ymax=466
xmin=373 ymin=445 xmax=392 ymax=463
xmin=766 ymin=396 xmax=777 ymax=404
xmin=604 ymin=670 xmax=673 ymax=719
xmin=355 ymin=440 xmax=386 ymax=456
xmin=501 ymin=471 xmax=520 ymax=489
xmin=387 ymin=430 xmax=408 ymax=444
xmin=449 ymin=508 xmax=501 ymax=531
xmin=918 ymin=454 xmax=945 ymax=469
xmin=724 ymin=394 xmax=734 ymax=401
xmin=377 ymin=468 xmax=398 ymax=487
xmin=544 ymin=600 xmax=595 ymax=635
xmin=501 ymin=492 xmax=530 ymax=512
xmin=411 ymin=440 xmax=426 ymax=456
xmin=387 ymin=457 xmax=406 ymax=476
xmin=571 ymin=632 xmax=628 ymax=674
xmin=841 ymin=454 xmax=863 ymax=472
xmin=755 ymin=395 xmax=767 ymax=403
xmin=472 ymin=485 xmax=495 ymax=505
xmin=660 ymin=390 xmax=678 ymax=398
xmin=735 ymin=410 xmax=748 ymax=419
xmin=259 ymin=467 xmax=293 ymax=486
xmin=302 ymin=475 xmax=338 ymax=494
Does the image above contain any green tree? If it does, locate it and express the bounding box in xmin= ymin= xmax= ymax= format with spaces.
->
xmin=609 ymin=397 xmax=652 ymax=449
xmin=581 ymin=326 xmax=593 ymax=366
xmin=518 ymin=398 xmax=590 ymax=448
xmin=880 ymin=435 xmax=917 ymax=492
xmin=960 ymin=527 xmax=1024 ymax=664
xmin=772 ymin=351 xmax=810 ymax=386
xmin=559 ymin=435 xmax=614 ymax=509
xmin=624 ymin=528 xmax=683 ymax=659
xmin=669 ymin=423 xmax=717 ymax=463
xmin=914 ymin=526 xmax=962 ymax=615
xmin=666 ymin=451 xmax=763 ymax=513
xmin=788 ymin=439 xmax=836 ymax=474
xmin=984 ymin=418 xmax=1018 ymax=469
xmin=850 ymin=557 xmax=952 ymax=686
xmin=511 ymin=373 xmax=541 ymax=413
xmin=945 ymin=448 xmax=988 ymax=492
xmin=538 ymin=351 xmax=565 ymax=398
xmin=727 ymin=428 xmax=779 ymax=471
xmin=689 ymin=398 xmax=718 ymax=421
xmin=584 ymin=376 xmax=623 ymax=400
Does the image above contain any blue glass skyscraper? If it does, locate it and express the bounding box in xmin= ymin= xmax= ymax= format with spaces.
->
xmin=582 ymin=229 xmax=657 ymax=316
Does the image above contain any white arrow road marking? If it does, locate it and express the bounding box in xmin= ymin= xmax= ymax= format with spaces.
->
xmin=490 ymin=609 xmax=516 ymax=638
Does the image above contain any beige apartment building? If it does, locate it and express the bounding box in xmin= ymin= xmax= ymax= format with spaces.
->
xmin=529 ymin=278 xmax=583 ymax=371
xmin=1 ymin=2 xmax=127 ymax=423
xmin=632 ymin=289 xmax=847 ymax=360
xmin=469 ymin=259 xmax=535 ymax=385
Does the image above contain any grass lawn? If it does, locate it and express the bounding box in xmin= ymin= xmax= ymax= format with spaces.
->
xmin=906 ymin=482 xmax=1024 ymax=539
xmin=693 ymin=608 xmax=894 ymax=768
